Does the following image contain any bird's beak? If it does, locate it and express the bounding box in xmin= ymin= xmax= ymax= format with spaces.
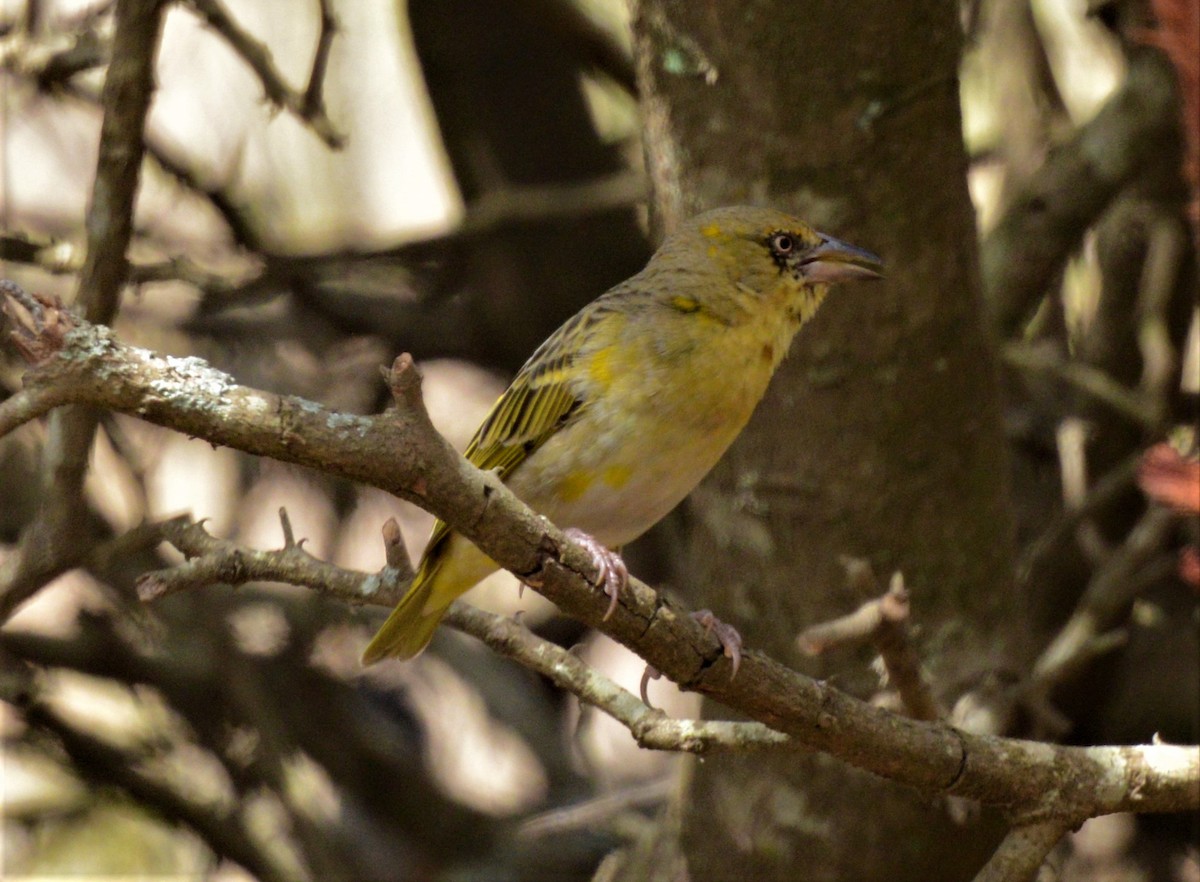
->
xmin=799 ymin=235 xmax=883 ymax=283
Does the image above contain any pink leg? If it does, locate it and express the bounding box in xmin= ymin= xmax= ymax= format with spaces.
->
xmin=563 ymin=528 xmax=628 ymax=620
xmin=691 ymin=609 xmax=743 ymax=678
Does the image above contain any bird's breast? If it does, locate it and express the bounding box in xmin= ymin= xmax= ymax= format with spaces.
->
xmin=506 ymin=311 xmax=788 ymax=547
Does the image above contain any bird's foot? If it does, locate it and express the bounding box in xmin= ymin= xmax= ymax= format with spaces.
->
xmin=563 ymin=528 xmax=628 ymax=620
xmin=691 ymin=609 xmax=743 ymax=678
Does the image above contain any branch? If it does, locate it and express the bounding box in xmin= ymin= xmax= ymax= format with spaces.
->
xmin=0 ymin=233 xmax=82 ymax=275
xmin=0 ymin=9 xmax=108 ymax=88
xmin=0 ymin=593 xmax=500 ymax=877
xmin=445 ymin=602 xmax=790 ymax=755
xmin=797 ymin=560 xmax=944 ymax=722
xmin=1 ymin=286 xmax=1197 ymax=821
xmin=518 ymin=0 xmax=638 ymax=94
xmin=0 ymin=0 xmax=166 ymax=622
xmin=1134 ymin=214 xmax=1185 ymax=416
xmin=518 ymin=780 xmax=672 ymax=841
xmin=141 ymin=510 xmax=791 ymax=756
xmin=304 ymin=0 xmax=337 ymax=122
xmin=971 ymin=819 xmax=1070 ymax=882
xmin=137 ymin=510 xmax=412 ymax=606
xmin=982 ymin=47 xmax=1182 ymax=335
xmin=142 ymin=135 xmax=263 ymax=249
xmin=457 ymin=170 xmax=647 ymax=239
xmin=1029 ymin=504 xmax=1177 ymax=690
xmin=79 ymin=0 xmax=164 ymax=326
xmin=1016 ymin=453 xmax=1140 ymax=588
xmin=1002 ymin=341 xmax=1163 ymax=430
xmin=186 ymin=0 xmax=344 ymax=148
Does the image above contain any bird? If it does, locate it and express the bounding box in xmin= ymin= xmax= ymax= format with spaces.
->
xmin=362 ymin=205 xmax=882 ymax=665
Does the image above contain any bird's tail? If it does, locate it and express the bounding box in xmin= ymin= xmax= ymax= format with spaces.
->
xmin=361 ymin=574 xmax=446 ymax=664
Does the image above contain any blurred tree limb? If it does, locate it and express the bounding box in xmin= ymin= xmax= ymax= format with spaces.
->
xmin=0 ymin=0 xmax=165 ymax=625
xmin=5 ymin=680 xmax=299 ymax=882
xmin=2 ymin=286 xmax=1196 ymax=838
xmin=0 ymin=585 xmax=500 ymax=881
xmin=184 ymin=0 xmax=343 ymax=148
xmin=981 ymin=47 xmax=1183 ymax=336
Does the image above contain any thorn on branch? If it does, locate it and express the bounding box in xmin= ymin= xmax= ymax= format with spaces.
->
xmin=278 ymin=507 xmax=297 ymax=548
xmin=380 ymin=517 xmax=415 ymax=583
xmin=382 ymin=353 xmax=429 ymax=417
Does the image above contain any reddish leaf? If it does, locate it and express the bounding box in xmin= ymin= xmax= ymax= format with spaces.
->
xmin=1179 ymin=547 xmax=1200 ymax=588
xmin=1138 ymin=443 xmax=1200 ymax=513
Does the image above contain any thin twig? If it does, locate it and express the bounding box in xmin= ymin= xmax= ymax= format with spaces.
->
xmin=303 ymin=0 xmax=338 ymax=120
xmin=1003 ymin=342 xmax=1162 ymax=429
xmin=186 ymin=0 xmax=344 ymax=148
xmin=444 ymin=602 xmax=792 ymax=755
xmin=1016 ymin=453 xmax=1140 ymax=587
xmin=1030 ymin=504 xmax=1177 ymax=691
xmin=518 ymin=779 xmax=673 ymax=841
xmin=797 ymin=560 xmax=944 ymax=721
xmin=137 ymin=512 xmax=412 ymax=607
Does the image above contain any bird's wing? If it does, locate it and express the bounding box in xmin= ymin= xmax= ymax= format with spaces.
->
xmin=464 ymin=341 xmax=582 ymax=476
xmin=419 ymin=312 xmax=590 ymax=568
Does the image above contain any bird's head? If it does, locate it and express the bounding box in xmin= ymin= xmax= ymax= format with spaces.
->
xmin=655 ymin=206 xmax=883 ymax=326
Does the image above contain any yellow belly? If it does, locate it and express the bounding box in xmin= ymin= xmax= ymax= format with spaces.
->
xmin=508 ymin=320 xmax=778 ymax=547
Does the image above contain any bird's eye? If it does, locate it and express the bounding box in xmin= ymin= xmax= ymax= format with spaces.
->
xmin=768 ymin=233 xmax=795 ymax=256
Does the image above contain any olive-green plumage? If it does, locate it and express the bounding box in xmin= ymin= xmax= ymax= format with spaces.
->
xmin=362 ymin=206 xmax=881 ymax=664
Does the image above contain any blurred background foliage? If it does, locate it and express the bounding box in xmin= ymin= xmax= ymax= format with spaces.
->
xmin=0 ymin=0 xmax=1196 ymax=879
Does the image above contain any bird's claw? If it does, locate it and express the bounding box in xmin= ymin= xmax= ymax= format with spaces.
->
xmin=640 ymin=664 xmax=663 ymax=708
xmin=563 ymin=528 xmax=628 ymax=620
xmin=692 ymin=609 xmax=743 ymax=678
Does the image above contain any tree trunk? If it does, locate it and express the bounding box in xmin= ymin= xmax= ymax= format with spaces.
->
xmin=629 ymin=1 xmax=1021 ymax=878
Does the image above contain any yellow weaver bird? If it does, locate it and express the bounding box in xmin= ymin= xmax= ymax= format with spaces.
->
xmin=362 ymin=205 xmax=881 ymax=664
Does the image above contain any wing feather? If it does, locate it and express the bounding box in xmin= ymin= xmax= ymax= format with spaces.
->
xmin=418 ymin=306 xmax=597 ymax=569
